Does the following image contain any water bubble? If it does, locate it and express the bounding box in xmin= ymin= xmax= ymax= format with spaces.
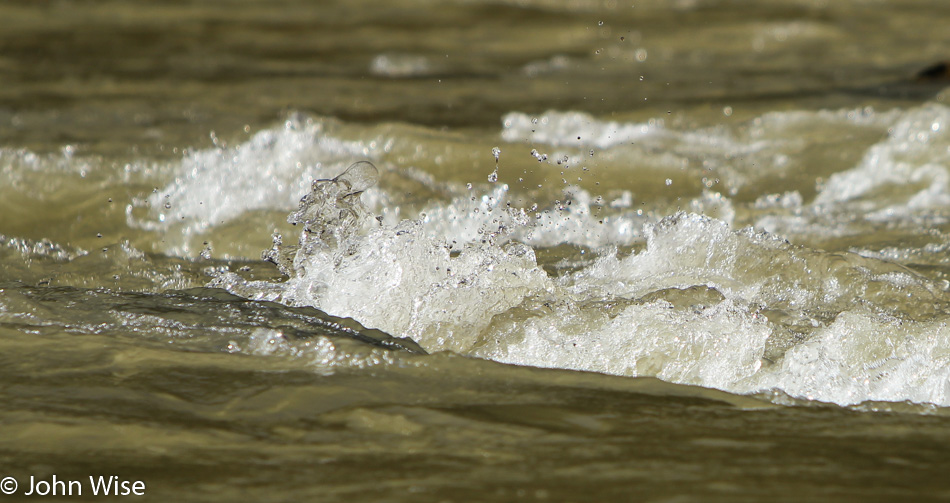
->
xmin=492 ymin=147 xmax=501 ymax=161
xmin=333 ymin=161 xmax=379 ymax=196
xmin=665 ymin=178 xmax=673 ymax=186
xmin=200 ymin=242 xmax=212 ymax=260
xmin=598 ymin=21 xmax=604 ymax=26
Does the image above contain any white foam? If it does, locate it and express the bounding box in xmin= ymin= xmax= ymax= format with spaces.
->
xmin=762 ymin=103 xmax=950 ymax=237
xmin=130 ymin=116 xmax=379 ymax=254
xmin=217 ymin=198 xmax=950 ymax=406
xmin=815 ymin=103 xmax=950 ymax=207
xmin=370 ymin=53 xmax=432 ymax=78
xmin=501 ymin=110 xmax=664 ymax=149
xmin=0 ymin=147 xmax=100 ymax=196
xmin=414 ymin=184 xmax=647 ymax=249
xmin=231 ymin=219 xmax=551 ymax=354
xmin=754 ymin=311 xmax=950 ymax=405
xmin=133 ymin=104 xmax=912 ymax=256
xmin=481 ymin=213 xmax=950 ymax=406
xmin=499 ymin=106 xmax=893 ymax=202
xmin=482 ymin=297 xmax=771 ymax=390
xmin=178 ymin=106 xmax=950 ymax=408
xmin=129 ymin=113 xmax=664 ymax=256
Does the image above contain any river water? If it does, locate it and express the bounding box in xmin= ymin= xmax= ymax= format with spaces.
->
xmin=4 ymin=0 xmax=950 ymax=500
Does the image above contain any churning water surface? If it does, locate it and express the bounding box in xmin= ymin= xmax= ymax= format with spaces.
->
xmin=4 ymin=0 xmax=950 ymax=501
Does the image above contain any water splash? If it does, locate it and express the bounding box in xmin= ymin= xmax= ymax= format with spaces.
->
xmin=128 ymin=115 xmax=376 ymax=255
xmin=155 ymin=105 xmax=950 ymax=407
xmin=214 ymin=175 xmax=950 ymax=406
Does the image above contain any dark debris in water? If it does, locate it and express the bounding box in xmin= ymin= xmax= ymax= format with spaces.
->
xmin=916 ymin=61 xmax=950 ymax=82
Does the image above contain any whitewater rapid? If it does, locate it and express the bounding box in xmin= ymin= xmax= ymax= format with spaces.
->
xmin=116 ymin=102 xmax=950 ymax=407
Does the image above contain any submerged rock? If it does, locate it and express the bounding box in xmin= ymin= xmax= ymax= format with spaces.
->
xmin=0 ymin=282 xmax=426 ymax=355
